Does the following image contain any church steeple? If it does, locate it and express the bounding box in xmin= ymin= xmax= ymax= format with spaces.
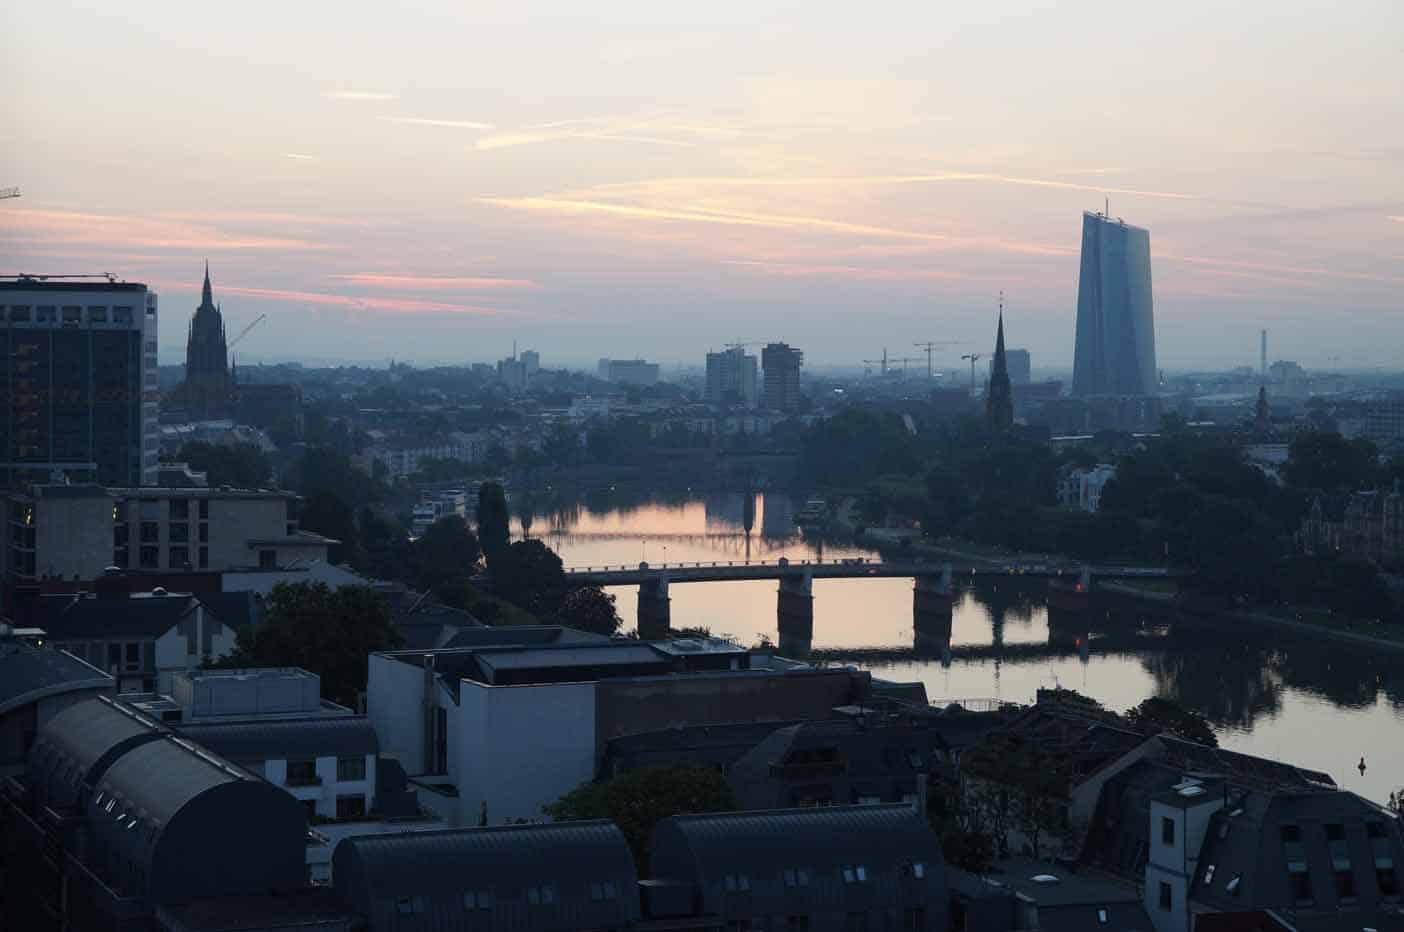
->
xmin=201 ymin=261 xmax=214 ymax=309
xmin=986 ymin=293 xmax=1014 ymax=432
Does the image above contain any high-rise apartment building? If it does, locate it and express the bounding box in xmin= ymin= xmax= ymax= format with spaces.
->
xmin=761 ymin=342 xmax=804 ymax=412
xmin=597 ymin=358 xmax=660 ymax=386
xmin=1072 ymin=212 xmax=1157 ymax=396
xmin=705 ymin=348 xmax=758 ymax=407
xmin=1006 ymin=349 xmax=1031 ymax=385
xmin=0 ymin=278 xmax=159 ymax=487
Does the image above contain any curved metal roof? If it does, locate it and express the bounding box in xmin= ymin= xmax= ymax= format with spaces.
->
xmin=653 ymin=804 xmax=942 ymax=877
xmin=176 ymin=715 xmax=379 ymax=762
xmin=0 ymin=641 xmax=111 ymax=717
xmin=333 ymin=821 xmax=640 ymax=930
xmin=27 ymin=697 xmax=162 ymax=809
xmin=86 ymin=734 xmax=307 ymax=902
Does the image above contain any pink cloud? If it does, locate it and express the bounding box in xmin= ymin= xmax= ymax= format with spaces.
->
xmin=330 ymin=273 xmax=538 ymax=290
xmin=721 ymin=259 xmax=966 ymax=282
xmin=152 ymin=280 xmax=515 ymax=316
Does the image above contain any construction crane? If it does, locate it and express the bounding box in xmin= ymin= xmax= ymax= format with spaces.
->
xmin=0 ymin=187 xmax=20 ymax=200
xmin=228 ymin=313 xmax=267 ymax=350
xmin=960 ymin=353 xmax=983 ymax=393
xmin=913 ymin=340 xmax=962 ymax=379
xmin=861 ymin=348 xmax=891 ymax=377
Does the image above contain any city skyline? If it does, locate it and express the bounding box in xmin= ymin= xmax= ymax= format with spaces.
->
xmin=2 ymin=1 xmax=1402 ymax=369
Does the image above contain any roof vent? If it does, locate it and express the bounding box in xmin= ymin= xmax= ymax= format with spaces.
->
xmin=151 ymin=586 xmax=168 ymax=596
xmin=1030 ymin=874 xmax=1060 ymax=884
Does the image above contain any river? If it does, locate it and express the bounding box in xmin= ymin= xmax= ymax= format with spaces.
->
xmin=524 ymin=490 xmax=1404 ymax=805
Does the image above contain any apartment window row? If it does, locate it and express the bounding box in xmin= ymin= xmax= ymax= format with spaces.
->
xmin=1 ymin=305 xmax=136 ymax=325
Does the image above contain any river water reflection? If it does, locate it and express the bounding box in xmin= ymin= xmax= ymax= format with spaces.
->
xmin=528 ymin=490 xmax=1404 ymax=803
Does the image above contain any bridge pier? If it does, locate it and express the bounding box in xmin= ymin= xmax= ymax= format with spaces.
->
xmin=913 ymin=563 xmax=954 ymax=662
xmin=1047 ymin=564 xmax=1093 ymax=611
xmin=637 ymin=576 xmax=671 ymax=640
xmin=776 ymin=571 xmax=814 ymax=657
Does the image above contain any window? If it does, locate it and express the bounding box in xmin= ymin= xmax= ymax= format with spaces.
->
xmin=1226 ymin=874 xmax=1242 ymax=896
xmin=9 ymin=305 xmax=31 ymax=322
xmin=1367 ymin=821 xmax=1387 ymax=840
xmin=1288 ymin=871 xmax=1314 ymax=906
xmin=395 ymin=896 xmax=425 ymax=915
xmin=336 ymin=795 xmax=366 ymax=819
xmin=89 ymin=306 xmax=108 ymax=322
xmin=1203 ymin=864 xmax=1215 ymax=884
xmin=337 ymin=756 xmax=367 ymax=781
xmin=526 ymin=884 xmax=556 ymax=905
xmin=1158 ymin=882 xmax=1172 ymax=911
xmin=903 ymin=908 xmax=926 ymax=932
xmin=1378 ymin=868 xmax=1400 ymax=898
xmin=36 ymin=306 xmax=55 ymax=322
xmin=199 ymin=499 xmax=209 ymax=519
xmin=169 ymin=522 xmax=189 ymax=542
xmin=140 ymin=521 xmax=160 ymax=542
xmin=107 ymin=643 xmax=121 ymax=670
xmin=842 ymin=865 xmax=867 ymax=884
xmin=1096 ymin=907 xmax=1109 ymax=924
xmin=588 ymin=881 xmax=617 ymax=902
xmin=787 ymin=916 xmax=810 ymax=932
xmin=169 ymin=498 xmax=189 ymax=520
xmin=783 ymin=868 xmax=810 ymax=888
xmin=198 ymin=547 xmax=209 ymax=569
xmin=910 ymin=861 xmax=926 ymax=879
xmin=302 ymin=799 xmax=317 ymax=820
xmin=1161 ymin=816 xmax=1176 ymax=846
xmin=463 ymin=891 xmax=494 ymax=910
xmin=124 ymin=642 xmax=140 ymax=670
xmin=169 ymin=547 xmax=189 ymax=569
xmin=259 ymin=549 xmax=277 ymax=570
xmin=286 ymin=759 xmax=319 ymax=786
xmin=114 ymin=306 xmax=133 ymax=324
xmin=844 ymin=913 xmax=868 ymax=932
xmin=723 ymin=873 xmax=751 ymax=892
xmin=199 ymin=523 xmax=209 ymax=542
xmin=62 ymin=306 xmax=81 ymax=323
xmin=139 ymin=546 xmax=159 ymax=569
xmin=1335 ymin=869 xmax=1357 ymax=902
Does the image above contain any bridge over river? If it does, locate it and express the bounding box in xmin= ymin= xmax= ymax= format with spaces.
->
xmin=561 ymin=557 xmax=1185 ymax=650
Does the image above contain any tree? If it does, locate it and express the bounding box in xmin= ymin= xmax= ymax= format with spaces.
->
xmin=299 ymin=491 xmax=366 ymax=569
xmin=415 ymin=516 xmax=482 ymax=589
xmin=1285 ymin=432 xmax=1379 ymax=492
xmin=177 ymin=441 xmax=272 ymax=488
xmin=545 ymin=765 xmax=739 ymax=868
xmin=557 ymin=586 xmax=622 ymax=637
xmin=211 ymin=582 xmax=402 ymax=706
xmin=490 ymin=539 xmax=567 ymax=617
xmin=1125 ymin=697 xmax=1219 ymax=747
xmin=477 ymin=482 xmax=511 ymax=566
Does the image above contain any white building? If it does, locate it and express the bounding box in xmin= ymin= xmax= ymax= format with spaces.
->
xmin=367 ymin=630 xmax=877 ymax=826
xmin=1057 ymin=463 xmax=1118 ymax=512
xmin=598 ymin=358 xmax=661 ymax=386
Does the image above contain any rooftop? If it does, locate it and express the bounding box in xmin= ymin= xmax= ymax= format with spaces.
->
xmin=0 ymin=633 xmax=112 ymax=717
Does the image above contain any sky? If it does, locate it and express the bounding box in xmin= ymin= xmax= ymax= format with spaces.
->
xmin=2 ymin=0 xmax=1402 ymax=372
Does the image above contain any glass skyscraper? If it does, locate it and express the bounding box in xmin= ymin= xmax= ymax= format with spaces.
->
xmin=0 ymin=279 xmax=159 ymax=488
xmin=1072 ymin=212 xmax=1157 ymax=396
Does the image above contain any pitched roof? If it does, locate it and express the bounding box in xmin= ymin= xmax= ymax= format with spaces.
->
xmin=0 ymin=640 xmax=112 ymax=716
xmin=31 ymin=591 xmax=200 ymax=640
xmin=175 ymin=716 xmax=379 ymax=762
xmin=195 ymin=590 xmax=262 ymax=630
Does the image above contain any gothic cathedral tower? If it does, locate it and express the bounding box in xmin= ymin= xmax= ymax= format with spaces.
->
xmin=986 ymin=297 xmax=1014 ymax=432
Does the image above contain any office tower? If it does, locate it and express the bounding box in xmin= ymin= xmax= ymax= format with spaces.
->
xmin=1 ymin=277 xmax=159 ymax=487
xmin=178 ymin=263 xmax=233 ymax=420
xmin=1072 ymin=211 xmax=1157 ymax=396
xmin=598 ymin=358 xmax=660 ymax=386
xmin=1005 ymin=349 xmax=1031 ymax=385
xmin=520 ymin=349 xmax=540 ymax=377
xmin=705 ymin=347 xmax=758 ymax=407
xmin=986 ymin=308 xmax=1013 ymax=431
xmin=761 ymin=342 xmax=804 ymax=412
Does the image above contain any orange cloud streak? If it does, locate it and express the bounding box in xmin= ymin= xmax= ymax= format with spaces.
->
xmin=331 ymin=273 xmax=538 ymax=290
xmin=2 ymin=209 xmax=326 ymax=252
xmin=154 ymin=280 xmax=515 ymax=315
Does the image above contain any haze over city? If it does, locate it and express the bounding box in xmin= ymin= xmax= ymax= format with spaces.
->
xmin=3 ymin=0 xmax=1403 ymax=369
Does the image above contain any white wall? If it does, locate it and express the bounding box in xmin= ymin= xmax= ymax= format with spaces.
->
xmin=453 ymin=680 xmax=597 ymax=825
xmin=367 ymin=654 xmax=427 ymax=775
xmin=153 ymin=608 xmax=236 ymax=694
xmin=260 ymin=753 xmax=375 ymax=818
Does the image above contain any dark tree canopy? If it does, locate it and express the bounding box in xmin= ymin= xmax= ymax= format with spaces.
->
xmin=298 ymin=490 xmax=366 ymax=570
xmin=176 ymin=441 xmax=272 ymax=489
xmin=1124 ymin=697 xmax=1219 ymax=747
xmin=476 ymin=482 xmax=511 ymax=564
xmin=211 ymin=582 xmax=401 ymax=706
xmin=544 ymin=764 xmax=739 ymax=869
xmin=1284 ymin=431 xmax=1379 ymax=492
xmin=490 ymin=539 xmax=567 ymax=617
xmin=415 ymin=516 xmax=482 ymax=589
xmin=557 ymin=585 xmax=622 ymax=637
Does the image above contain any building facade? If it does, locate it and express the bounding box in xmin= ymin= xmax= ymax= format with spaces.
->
xmin=1073 ymin=211 xmax=1158 ymax=397
xmin=597 ymin=358 xmax=661 ymax=386
xmin=1364 ymin=399 xmax=1404 ymax=447
xmin=761 ymin=342 xmax=804 ymax=412
xmin=705 ymin=347 xmax=758 ymax=407
xmin=0 ymin=278 xmax=159 ymax=488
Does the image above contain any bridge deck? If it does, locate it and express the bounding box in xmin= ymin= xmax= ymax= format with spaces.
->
xmin=563 ymin=559 xmax=1183 ymax=586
